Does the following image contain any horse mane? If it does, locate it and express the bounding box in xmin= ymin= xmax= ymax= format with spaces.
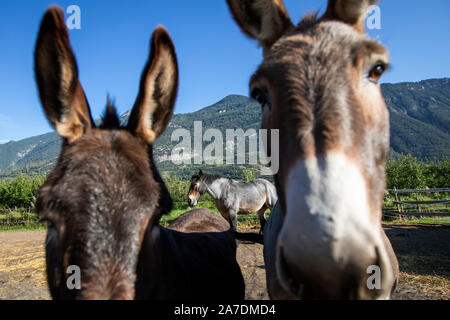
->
xmin=201 ymin=172 xmax=227 ymax=185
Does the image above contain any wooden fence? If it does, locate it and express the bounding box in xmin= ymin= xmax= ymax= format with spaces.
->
xmin=174 ymin=189 xmax=450 ymax=225
xmin=382 ymin=188 xmax=450 ymax=224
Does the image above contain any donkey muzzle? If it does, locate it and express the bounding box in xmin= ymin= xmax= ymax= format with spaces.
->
xmin=277 ymin=153 xmax=394 ymax=299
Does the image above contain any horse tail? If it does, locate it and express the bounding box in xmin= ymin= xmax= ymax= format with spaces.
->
xmin=233 ymin=231 xmax=264 ymax=244
xmin=263 ymin=180 xmax=278 ymax=209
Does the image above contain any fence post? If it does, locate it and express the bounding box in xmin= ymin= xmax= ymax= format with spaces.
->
xmin=416 ymin=193 xmax=422 ymax=214
xmin=394 ymin=188 xmax=400 ymax=212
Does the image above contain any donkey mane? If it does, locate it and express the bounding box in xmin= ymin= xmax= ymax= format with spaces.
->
xmin=99 ymin=102 xmax=121 ymax=130
xmin=296 ymin=12 xmax=319 ymax=30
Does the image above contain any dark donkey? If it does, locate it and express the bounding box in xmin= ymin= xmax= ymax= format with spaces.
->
xmin=227 ymin=0 xmax=399 ymax=299
xmin=188 ymin=170 xmax=277 ymax=233
xmin=34 ymin=7 xmax=244 ymax=300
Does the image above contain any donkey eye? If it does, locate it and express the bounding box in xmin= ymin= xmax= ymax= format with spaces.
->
xmin=40 ymin=217 xmax=56 ymax=229
xmin=252 ymin=89 xmax=271 ymax=110
xmin=368 ymin=63 xmax=387 ymax=83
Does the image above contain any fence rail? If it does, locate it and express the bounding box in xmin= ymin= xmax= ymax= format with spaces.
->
xmin=393 ymin=200 xmax=450 ymax=205
xmin=383 ymin=188 xmax=450 ymax=224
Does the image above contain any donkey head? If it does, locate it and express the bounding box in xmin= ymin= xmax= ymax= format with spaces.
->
xmin=227 ymin=0 xmax=393 ymax=299
xmin=34 ymin=7 xmax=177 ymax=299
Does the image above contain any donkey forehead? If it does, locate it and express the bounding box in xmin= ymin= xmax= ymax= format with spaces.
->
xmin=39 ymin=129 xmax=158 ymax=217
xmin=254 ymin=21 xmax=387 ymax=79
xmin=66 ymin=129 xmax=149 ymax=166
xmin=64 ymin=130 xmax=155 ymax=186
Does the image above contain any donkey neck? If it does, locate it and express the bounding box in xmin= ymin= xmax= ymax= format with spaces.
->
xmin=136 ymin=226 xmax=187 ymax=298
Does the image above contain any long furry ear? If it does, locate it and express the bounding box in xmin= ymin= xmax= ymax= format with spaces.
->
xmin=34 ymin=6 xmax=93 ymax=143
xmin=126 ymin=26 xmax=178 ymax=144
xmin=322 ymin=0 xmax=378 ymax=33
xmin=226 ymin=0 xmax=293 ymax=52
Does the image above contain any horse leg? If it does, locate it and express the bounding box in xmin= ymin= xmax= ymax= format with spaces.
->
xmin=257 ymin=207 xmax=267 ymax=234
xmin=227 ymin=210 xmax=240 ymax=246
xmin=228 ymin=210 xmax=238 ymax=231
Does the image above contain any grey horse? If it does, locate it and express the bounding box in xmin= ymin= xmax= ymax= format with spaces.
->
xmin=187 ymin=170 xmax=278 ymax=233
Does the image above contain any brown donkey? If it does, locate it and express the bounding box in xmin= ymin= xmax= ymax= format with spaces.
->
xmin=227 ymin=0 xmax=399 ymax=299
xmin=34 ymin=7 xmax=244 ymax=300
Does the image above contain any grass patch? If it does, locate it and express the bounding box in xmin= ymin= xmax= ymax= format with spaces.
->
xmin=383 ymin=218 xmax=450 ymax=225
xmin=1 ymin=204 xmax=264 ymax=232
xmin=0 ymin=225 xmax=46 ymax=232
xmin=0 ymin=209 xmax=43 ymax=232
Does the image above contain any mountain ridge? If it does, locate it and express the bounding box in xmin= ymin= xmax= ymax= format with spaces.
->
xmin=1 ymin=78 xmax=448 ymax=178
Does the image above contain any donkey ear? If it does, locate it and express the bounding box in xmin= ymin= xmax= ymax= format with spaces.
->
xmin=127 ymin=26 xmax=178 ymax=144
xmin=226 ymin=0 xmax=293 ymax=52
xmin=34 ymin=6 xmax=93 ymax=143
xmin=322 ymin=0 xmax=378 ymax=33
xmin=199 ymin=170 xmax=203 ymax=176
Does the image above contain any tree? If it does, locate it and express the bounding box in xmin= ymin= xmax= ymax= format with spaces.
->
xmin=241 ymin=168 xmax=257 ymax=182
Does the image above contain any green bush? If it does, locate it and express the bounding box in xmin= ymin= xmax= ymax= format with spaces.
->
xmin=386 ymin=155 xmax=449 ymax=189
xmin=0 ymin=175 xmax=44 ymax=209
xmin=0 ymin=155 xmax=447 ymax=211
xmin=241 ymin=168 xmax=257 ymax=181
xmin=163 ymin=176 xmax=190 ymax=204
xmin=386 ymin=155 xmax=426 ymax=189
xmin=0 ymin=209 xmax=42 ymax=230
xmin=423 ymin=158 xmax=450 ymax=188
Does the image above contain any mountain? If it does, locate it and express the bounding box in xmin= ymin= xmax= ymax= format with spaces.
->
xmin=382 ymin=78 xmax=450 ymax=160
xmin=0 ymin=78 xmax=449 ymax=178
xmin=0 ymin=94 xmax=263 ymax=179
xmin=0 ymin=132 xmax=60 ymax=176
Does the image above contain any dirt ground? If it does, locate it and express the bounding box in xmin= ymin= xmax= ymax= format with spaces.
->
xmin=0 ymin=225 xmax=448 ymax=300
xmin=0 ymin=230 xmax=49 ymax=300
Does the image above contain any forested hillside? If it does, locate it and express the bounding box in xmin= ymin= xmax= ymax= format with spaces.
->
xmin=1 ymin=78 xmax=448 ymax=178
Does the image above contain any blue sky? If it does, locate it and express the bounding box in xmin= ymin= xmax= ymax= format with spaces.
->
xmin=0 ymin=0 xmax=449 ymax=142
